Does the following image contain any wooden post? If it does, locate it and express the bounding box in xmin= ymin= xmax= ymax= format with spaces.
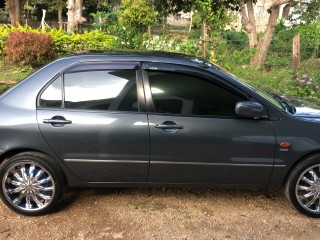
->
xmin=201 ymin=19 xmax=206 ymax=58
xmin=148 ymin=25 xmax=152 ymax=37
xmin=41 ymin=9 xmax=46 ymax=30
xmin=58 ymin=8 xmax=63 ymax=29
xmin=293 ymin=34 xmax=300 ymax=72
xmin=189 ymin=11 xmax=193 ymax=33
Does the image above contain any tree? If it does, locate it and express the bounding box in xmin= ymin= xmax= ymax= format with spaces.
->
xmin=119 ymin=0 xmax=157 ymax=34
xmin=193 ymin=0 xmax=237 ymax=56
xmin=154 ymin=0 xmax=193 ymax=30
xmin=66 ymin=0 xmax=86 ymax=32
xmin=6 ymin=0 xmax=26 ymax=26
xmin=290 ymin=0 xmax=320 ymax=24
xmin=36 ymin=0 xmax=66 ymax=29
xmin=46 ymin=0 xmax=66 ymax=29
xmin=240 ymin=0 xmax=290 ymax=66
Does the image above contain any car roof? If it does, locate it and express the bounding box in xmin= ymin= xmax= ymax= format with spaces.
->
xmin=61 ymin=50 xmax=215 ymax=70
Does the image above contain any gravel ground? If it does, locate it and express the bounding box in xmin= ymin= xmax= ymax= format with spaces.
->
xmin=0 ymin=187 xmax=320 ymax=240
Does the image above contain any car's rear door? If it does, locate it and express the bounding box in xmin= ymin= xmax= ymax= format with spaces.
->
xmin=143 ymin=63 xmax=276 ymax=187
xmin=37 ymin=62 xmax=150 ymax=182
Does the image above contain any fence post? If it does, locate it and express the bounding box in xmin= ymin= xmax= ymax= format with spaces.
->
xmin=201 ymin=19 xmax=206 ymax=57
xmin=148 ymin=25 xmax=152 ymax=37
xmin=293 ymin=34 xmax=300 ymax=72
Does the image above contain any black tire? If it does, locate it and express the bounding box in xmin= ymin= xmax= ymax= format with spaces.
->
xmin=0 ymin=152 xmax=66 ymax=216
xmin=285 ymin=155 xmax=320 ymax=218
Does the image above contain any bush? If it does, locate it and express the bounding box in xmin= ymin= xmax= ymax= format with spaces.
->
xmin=265 ymin=23 xmax=320 ymax=69
xmin=143 ymin=34 xmax=201 ymax=55
xmin=288 ymin=58 xmax=320 ymax=99
xmin=0 ymin=25 xmax=115 ymax=58
xmin=5 ymin=31 xmax=56 ymax=66
xmin=49 ymin=28 xmax=115 ymax=55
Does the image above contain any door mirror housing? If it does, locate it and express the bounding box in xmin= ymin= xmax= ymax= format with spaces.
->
xmin=235 ymin=101 xmax=264 ymax=119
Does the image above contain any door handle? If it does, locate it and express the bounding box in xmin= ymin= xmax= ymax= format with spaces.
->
xmin=43 ymin=116 xmax=72 ymax=127
xmin=43 ymin=119 xmax=72 ymax=124
xmin=155 ymin=121 xmax=183 ymax=133
xmin=155 ymin=124 xmax=183 ymax=129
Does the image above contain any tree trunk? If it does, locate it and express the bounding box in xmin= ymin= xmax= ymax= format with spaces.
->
xmin=58 ymin=8 xmax=63 ymax=29
xmin=241 ymin=0 xmax=290 ymax=66
xmin=240 ymin=0 xmax=258 ymax=49
xmin=250 ymin=2 xmax=289 ymax=65
xmin=6 ymin=0 xmax=26 ymax=26
xmin=162 ymin=16 xmax=166 ymax=33
xmin=66 ymin=0 xmax=86 ymax=33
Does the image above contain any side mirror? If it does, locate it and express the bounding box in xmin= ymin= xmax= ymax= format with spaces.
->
xmin=235 ymin=101 xmax=264 ymax=119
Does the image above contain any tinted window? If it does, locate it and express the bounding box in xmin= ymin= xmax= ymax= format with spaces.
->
xmin=39 ymin=76 xmax=62 ymax=108
xmin=148 ymin=71 xmax=245 ymax=116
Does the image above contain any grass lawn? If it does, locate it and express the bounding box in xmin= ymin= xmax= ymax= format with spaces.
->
xmin=0 ymin=60 xmax=35 ymax=91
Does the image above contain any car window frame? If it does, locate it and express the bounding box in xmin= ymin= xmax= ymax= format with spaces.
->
xmin=142 ymin=62 xmax=269 ymax=119
xmin=37 ymin=61 xmax=146 ymax=113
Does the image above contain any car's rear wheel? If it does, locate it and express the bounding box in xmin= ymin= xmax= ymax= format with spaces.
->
xmin=0 ymin=152 xmax=65 ymax=216
xmin=286 ymin=155 xmax=320 ymax=218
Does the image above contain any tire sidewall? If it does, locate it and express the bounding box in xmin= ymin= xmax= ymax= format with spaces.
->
xmin=0 ymin=155 xmax=63 ymax=216
xmin=286 ymin=155 xmax=320 ymax=218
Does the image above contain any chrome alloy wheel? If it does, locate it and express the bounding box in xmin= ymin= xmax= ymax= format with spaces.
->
xmin=2 ymin=161 xmax=55 ymax=212
xmin=296 ymin=164 xmax=320 ymax=213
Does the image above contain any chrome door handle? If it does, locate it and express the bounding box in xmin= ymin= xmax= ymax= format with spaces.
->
xmin=43 ymin=119 xmax=72 ymax=124
xmin=155 ymin=124 xmax=183 ymax=129
xmin=155 ymin=121 xmax=183 ymax=133
xmin=43 ymin=116 xmax=72 ymax=127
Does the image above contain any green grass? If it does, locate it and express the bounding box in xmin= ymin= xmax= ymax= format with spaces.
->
xmin=231 ymin=65 xmax=320 ymax=108
xmin=231 ymin=66 xmax=293 ymax=94
xmin=0 ymin=60 xmax=35 ymax=91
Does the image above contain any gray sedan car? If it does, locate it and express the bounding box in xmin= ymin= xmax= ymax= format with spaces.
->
xmin=0 ymin=51 xmax=320 ymax=217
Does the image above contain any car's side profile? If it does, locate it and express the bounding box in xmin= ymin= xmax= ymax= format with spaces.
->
xmin=1 ymin=51 xmax=320 ymax=217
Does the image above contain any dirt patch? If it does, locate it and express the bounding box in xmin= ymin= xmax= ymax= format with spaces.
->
xmin=0 ymin=188 xmax=319 ymax=239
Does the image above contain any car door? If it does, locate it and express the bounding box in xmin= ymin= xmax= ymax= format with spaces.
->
xmin=143 ymin=63 xmax=276 ymax=187
xmin=37 ymin=62 xmax=150 ymax=182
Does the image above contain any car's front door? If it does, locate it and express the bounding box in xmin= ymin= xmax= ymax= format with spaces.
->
xmin=37 ymin=62 xmax=150 ymax=182
xmin=143 ymin=63 xmax=276 ymax=187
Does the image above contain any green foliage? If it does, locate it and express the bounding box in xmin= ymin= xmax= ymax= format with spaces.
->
xmin=112 ymin=25 xmax=146 ymax=49
xmin=288 ymin=58 xmax=320 ymax=99
xmin=220 ymin=30 xmax=248 ymax=51
xmin=290 ymin=72 xmax=320 ymax=99
xmin=0 ymin=24 xmax=115 ymax=58
xmin=90 ymin=2 xmax=118 ymax=31
xmin=119 ymin=0 xmax=157 ymax=34
xmin=265 ymin=23 xmax=320 ymax=69
xmin=4 ymin=31 xmax=56 ymax=67
xmin=193 ymin=0 xmax=237 ymax=32
xmin=290 ymin=0 xmax=320 ymax=24
xmin=154 ymin=0 xmax=193 ymax=18
xmin=211 ymin=32 xmax=254 ymax=70
xmin=49 ymin=28 xmax=115 ymax=55
xmin=232 ymin=66 xmax=293 ymax=96
xmin=143 ymin=34 xmax=200 ymax=55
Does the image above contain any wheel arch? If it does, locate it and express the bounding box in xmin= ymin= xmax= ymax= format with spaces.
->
xmin=0 ymin=148 xmax=68 ymax=184
xmin=283 ymin=150 xmax=320 ymax=187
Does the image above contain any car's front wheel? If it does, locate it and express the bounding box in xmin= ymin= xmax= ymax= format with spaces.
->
xmin=0 ymin=152 xmax=65 ymax=216
xmin=286 ymin=155 xmax=320 ymax=218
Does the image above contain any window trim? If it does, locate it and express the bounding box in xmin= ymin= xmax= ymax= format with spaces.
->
xmin=142 ymin=64 xmax=269 ymax=119
xmin=37 ymin=62 xmax=144 ymax=113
